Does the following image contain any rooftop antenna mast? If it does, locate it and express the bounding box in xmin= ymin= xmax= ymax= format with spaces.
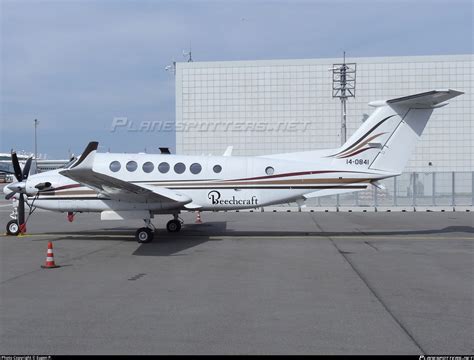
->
xmin=34 ymin=119 xmax=39 ymax=170
xmin=331 ymin=51 xmax=356 ymax=145
xmin=165 ymin=60 xmax=176 ymax=76
xmin=183 ymin=43 xmax=193 ymax=62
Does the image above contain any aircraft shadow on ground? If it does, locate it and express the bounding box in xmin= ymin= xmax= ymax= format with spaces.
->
xmin=27 ymin=222 xmax=473 ymax=257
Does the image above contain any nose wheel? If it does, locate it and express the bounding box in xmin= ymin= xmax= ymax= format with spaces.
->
xmin=6 ymin=220 xmax=20 ymax=236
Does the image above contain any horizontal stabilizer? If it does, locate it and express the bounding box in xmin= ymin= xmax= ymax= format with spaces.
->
xmin=369 ymin=89 xmax=463 ymax=108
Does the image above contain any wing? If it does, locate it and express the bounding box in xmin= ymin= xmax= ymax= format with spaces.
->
xmin=59 ymin=142 xmax=192 ymax=205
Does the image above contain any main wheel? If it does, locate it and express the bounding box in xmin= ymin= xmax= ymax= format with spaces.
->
xmin=135 ymin=227 xmax=154 ymax=243
xmin=6 ymin=220 xmax=20 ymax=236
xmin=166 ymin=219 xmax=181 ymax=233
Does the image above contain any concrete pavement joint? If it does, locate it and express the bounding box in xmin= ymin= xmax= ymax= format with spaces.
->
xmin=309 ymin=212 xmax=325 ymax=233
xmin=328 ymin=236 xmax=426 ymax=354
xmin=364 ymin=241 xmax=379 ymax=251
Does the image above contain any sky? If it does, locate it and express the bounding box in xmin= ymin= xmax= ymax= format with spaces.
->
xmin=1 ymin=0 xmax=472 ymax=158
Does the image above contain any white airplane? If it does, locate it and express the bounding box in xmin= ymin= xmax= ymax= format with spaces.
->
xmin=3 ymin=89 xmax=462 ymax=242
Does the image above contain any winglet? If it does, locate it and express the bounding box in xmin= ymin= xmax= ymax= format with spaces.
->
xmin=71 ymin=141 xmax=98 ymax=169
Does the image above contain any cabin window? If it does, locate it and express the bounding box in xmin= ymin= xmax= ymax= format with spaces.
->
xmin=190 ymin=163 xmax=202 ymax=174
xmin=126 ymin=161 xmax=138 ymax=172
xmin=142 ymin=162 xmax=154 ymax=173
xmin=158 ymin=162 xmax=170 ymax=173
xmin=213 ymin=165 xmax=222 ymax=173
xmin=174 ymin=162 xmax=186 ymax=174
xmin=109 ymin=161 xmax=121 ymax=172
xmin=265 ymin=166 xmax=274 ymax=175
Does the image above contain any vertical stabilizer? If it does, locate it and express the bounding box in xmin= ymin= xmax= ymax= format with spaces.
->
xmin=328 ymin=90 xmax=463 ymax=174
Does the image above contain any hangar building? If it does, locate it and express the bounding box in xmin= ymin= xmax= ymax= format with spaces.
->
xmin=174 ymin=54 xmax=473 ymax=208
xmin=175 ymin=54 xmax=472 ymax=173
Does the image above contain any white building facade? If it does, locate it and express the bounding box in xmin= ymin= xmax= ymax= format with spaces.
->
xmin=175 ymin=54 xmax=472 ymax=173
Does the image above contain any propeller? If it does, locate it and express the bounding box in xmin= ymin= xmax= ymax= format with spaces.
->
xmin=12 ymin=152 xmax=23 ymax=181
xmin=5 ymin=153 xmax=33 ymax=233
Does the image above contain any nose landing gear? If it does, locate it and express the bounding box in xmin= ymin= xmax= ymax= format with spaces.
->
xmin=6 ymin=220 xmax=20 ymax=236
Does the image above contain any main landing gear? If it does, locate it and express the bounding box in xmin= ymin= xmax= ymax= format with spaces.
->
xmin=135 ymin=227 xmax=154 ymax=243
xmin=135 ymin=218 xmax=155 ymax=243
xmin=166 ymin=214 xmax=182 ymax=233
xmin=134 ymin=214 xmax=183 ymax=243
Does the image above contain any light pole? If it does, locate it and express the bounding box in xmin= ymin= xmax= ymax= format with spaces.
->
xmin=331 ymin=52 xmax=356 ymax=145
xmin=34 ymin=119 xmax=39 ymax=169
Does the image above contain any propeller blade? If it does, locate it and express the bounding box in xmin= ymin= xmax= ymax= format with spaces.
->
xmin=18 ymin=193 xmax=25 ymax=232
xmin=23 ymin=157 xmax=33 ymax=180
xmin=11 ymin=152 xmax=23 ymax=182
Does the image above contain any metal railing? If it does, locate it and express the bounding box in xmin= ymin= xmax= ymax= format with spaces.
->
xmin=305 ymin=171 xmax=473 ymax=209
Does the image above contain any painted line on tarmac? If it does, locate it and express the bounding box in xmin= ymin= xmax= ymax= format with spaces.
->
xmin=7 ymin=233 xmax=133 ymax=238
xmin=3 ymin=233 xmax=473 ymax=241
xmin=211 ymin=235 xmax=474 ymax=241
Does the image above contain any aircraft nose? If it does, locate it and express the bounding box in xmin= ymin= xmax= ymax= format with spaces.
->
xmin=3 ymin=183 xmax=14 ymax=197
xmin=6 ymin=181 xmax=24 ymax=192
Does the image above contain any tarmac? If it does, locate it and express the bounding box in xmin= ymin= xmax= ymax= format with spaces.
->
xmin=0 ymin=194 xmax=473 ymax=354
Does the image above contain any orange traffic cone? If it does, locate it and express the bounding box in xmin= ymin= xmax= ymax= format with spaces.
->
xmin=41 ymin=241 xmax=60 ymax=269
xmin=195 ymin=211 xmax=202 ymax=224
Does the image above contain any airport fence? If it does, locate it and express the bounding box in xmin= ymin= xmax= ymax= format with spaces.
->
xmin=291 ymin=171 xmax=473 ymax=211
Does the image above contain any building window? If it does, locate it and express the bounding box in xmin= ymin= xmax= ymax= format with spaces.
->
xmin=265 ymin=166 xmax=274 ymax=175
xmin=109 ymin=161 xmax=121 ymax=172
xmin=158 ymin=162 xmax=170 ymax=173
xmin=213 ymin=165 xmax=222 ymax=173
xmin=126 ymin=161 xmax=138 ymax=172
xmin=174 ymin=162 xmax=186 ymax=174
xmin=190 ymin=163 xmax=202 ymax=174
xmin=142 ymin=162 xmax=154 ymax=173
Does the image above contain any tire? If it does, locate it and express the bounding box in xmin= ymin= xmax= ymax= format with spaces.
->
xmin=166 ymin=219 xmax=181 ymax=233
xmin=135 ymin=227 xmax=154 ymax=243
xmin=6 ymin=220 xmax=20 ymax=236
